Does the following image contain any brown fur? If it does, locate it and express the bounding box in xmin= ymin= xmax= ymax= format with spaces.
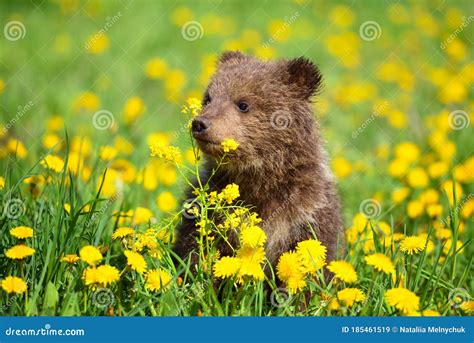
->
xmin=173 ymin=51 xmax=344 ymax=269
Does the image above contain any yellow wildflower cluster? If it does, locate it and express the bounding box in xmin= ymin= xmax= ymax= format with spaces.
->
xmin=221 ymin=138 xmax=239 ymax=153
xmin=181 ymin=97 xmax=202 ymax=117
xmin=218 ymin=183 xmax=240 ymax=204
xmin=150 ymin=144 xmax=182 ymax=164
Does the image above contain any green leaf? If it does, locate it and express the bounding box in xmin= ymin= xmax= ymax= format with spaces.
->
xmin=41 ymin=281 xmax=59 ymax=315
xmin=60 ymin=292 xmax=80 ymax=316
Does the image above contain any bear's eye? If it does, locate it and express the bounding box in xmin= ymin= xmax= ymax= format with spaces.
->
xmin=202 ymin=92 xmax=211 ymax=106
xmin=236 ymin=101 xmax=249 ymax=113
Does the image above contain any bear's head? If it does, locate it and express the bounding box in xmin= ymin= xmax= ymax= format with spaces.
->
xmin=192 ymin=51 xmax=323 ymax=169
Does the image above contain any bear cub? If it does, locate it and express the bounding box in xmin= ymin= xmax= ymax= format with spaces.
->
xmin=174 ymin=51 xmax=343 ymax=270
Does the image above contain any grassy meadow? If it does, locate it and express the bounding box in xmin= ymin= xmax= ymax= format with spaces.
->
xmin=0 ymin=0 xmax=473 ymax=316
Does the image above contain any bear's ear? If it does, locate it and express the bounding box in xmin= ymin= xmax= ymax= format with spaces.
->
xmin=218 ymin=51 xmax=247 ymax=66
xmin=285 ymin=57 xmax=323 ymax=99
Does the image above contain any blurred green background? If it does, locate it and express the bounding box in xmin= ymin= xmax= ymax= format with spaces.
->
xmin=0 ymin=0 xmax=472 ymax=221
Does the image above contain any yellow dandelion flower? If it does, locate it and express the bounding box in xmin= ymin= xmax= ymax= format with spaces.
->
xmin=327 ymin=260 xmax=358 ymax=283
xmin=277 ymin=251 xmax=306 ymax=294
xmin=145 ymin=58 xmax=168 ymax=79
xmin=7 ymin=138 xmax=28 ymax=159
xmin=83 ymin=265 xmax=120 ymax=287
xmin=61 ymin=254 xmax=80 ymax=264
xmin=391 ymin=187 xmax=410 ymax=204
xmin=395 ymin=142 xmax=420 ymax=163
xmin=333 ymin=157 xmax=352 ymax=179
xmin=99 ymin=145 xmax=117 ymax=161
xmin=124 ymin=250 xmax=147 ymax=274
xmin=64 ymin=203 xmax=71 ymax=214
xmin=385 ymin=287 xmax=420 ymax=314
xmin=123 ymin=96 xmax=145 ymax=124
xmin=435 ymin=227 xmax=451 ymax=240
xmin=133 ymin=207 xmax=154 ymax=225
xmin=460 ymin=301 xmax=474 ymax=315
xmin=337 ymin=288 xmax=366 ymax=307
xmin=388 ymin=159 xmax=408 ymax=178
xmin=156 ymin=191 xmax=177 ymax=212
xmin=391 ymin=233 xmax=405 ymax=242
xmin=1 ymin=276 xmax=27 ymax=294
xmin=236 ymin=246 xmax=265 ymax=265
xmin=146 ymin=269 xmax=172 ymax=292
xmin=296 ymin=239 xmax=327 ymax=274
xmin=240 ymin=225 xmax=266 ymax=248
xmin=329 ymin=298 xmax=340 ymax=310
xmin=364 ymin=253 xmax=395 ymax=275
xmin=83 ymin=267 xmax=100 ymax=286
xmin=422 ymin=309 xmax=441 ymax=316
xmin=238 ymin=259 xmax=265 ymax=281
xmin=79 ymin=245 xmax=103 ymax=266
xmin=95 ymin=264 xmax=120 ymax=286
xmin=236 ymin=246 xmax=266 ymax=281
xmin=85 ymin=32 xmax=110 ymax=54
xmin=5 ymin=244 xmax=35 ymax=260
xmin=10 ymin=226 xmax=34 ymax=239
xmin=400 ymin=235 xmax=426 ymax=255
xmin=40 ymin=154 xmax=65 ymax=173
xmin=221 ymin=138 xmax=239 ymax=153
xmin=426 ymin=203 xmax=443 ymax=217
xmin=213 ymin=257 xmax=242 ymax=278
xmin=442 ymin=239 xmax=463 ymax=255
xmin=407 ymin=200 xmax=424 ymax=218
xmin=404 ymin=310 xmax=421 ymax=316
xmin=407 ymin=167 xmax=429 ymax=188
xmin=218 ymin=183 xmax=240 ymax=204
xmin=112 ymin=227 xmax=135 ymax=240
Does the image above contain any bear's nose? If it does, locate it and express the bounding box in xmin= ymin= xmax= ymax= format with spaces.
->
xmin=192 ymin=118 xmax=210 ymax=134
